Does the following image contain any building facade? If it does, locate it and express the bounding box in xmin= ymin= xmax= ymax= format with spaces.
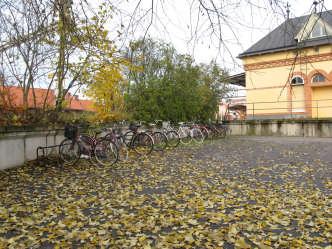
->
xmin=239 ymin=11 xmax=332 ymax=119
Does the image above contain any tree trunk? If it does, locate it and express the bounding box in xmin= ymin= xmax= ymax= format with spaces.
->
xmin=55 ymin=0 xmax=69 ymax=111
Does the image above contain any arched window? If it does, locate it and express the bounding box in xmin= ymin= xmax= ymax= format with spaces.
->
xmin=312 ymin=73 xmax=325 ymax=83
xmin=291 ymin=76 xmax=304 ymax=85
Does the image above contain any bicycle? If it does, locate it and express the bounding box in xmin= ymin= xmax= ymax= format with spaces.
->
xmin=198 ymin=124 xmax=211 ymax=140
xmin=215 ymin=123 xmax=231 ymax=138
xmin=103 ymin=127 xmax=129 ymax=162
xmin=59 ymin=125 xmax=118 ymax=166
xmin=176 ymin=122 xmax=204 ymax=144
xmin=161 ymin=122 xmax=180 ymax=148
xmin=145 ymin=123 xmax=168 ymax=151
xmin=205 ymin=123 xmax=222 ymax=139
xmin=123 ymin=123 xmax=154 ymax=156
xmin=177 ymin=122 xmax=192 ymax=145
xmin=189 ymin=123 xmax=205 ymax=144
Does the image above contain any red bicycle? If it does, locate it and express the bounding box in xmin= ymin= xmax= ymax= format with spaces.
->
xmin=59 ymin=125 xmax=118 ymax=166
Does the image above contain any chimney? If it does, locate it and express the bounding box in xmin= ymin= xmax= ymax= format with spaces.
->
xmin=286 ymin=2 xmax=290 ymax=20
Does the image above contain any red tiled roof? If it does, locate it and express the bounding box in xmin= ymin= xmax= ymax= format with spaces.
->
xmin=0 ymin=86 xmax=55 ymax=108
xmin=66 ymin=94 xmax=95 ymax=112
xmin=0 ymin=86 xmax=95 ymax=112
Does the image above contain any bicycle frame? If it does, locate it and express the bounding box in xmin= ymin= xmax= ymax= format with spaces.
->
xmin=178 ymin=125 xmax=191 ymax=138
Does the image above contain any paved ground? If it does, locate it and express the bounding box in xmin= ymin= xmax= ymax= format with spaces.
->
xmin=0 ymin=136 xmax=331 ymax=248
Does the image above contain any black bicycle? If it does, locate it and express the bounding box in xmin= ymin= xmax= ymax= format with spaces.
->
xmin=123 ymin=123 xmax=154 ymax=156
xmin=145 ymin=123 xmax=168 ymax=151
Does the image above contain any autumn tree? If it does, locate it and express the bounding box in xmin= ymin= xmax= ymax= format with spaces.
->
xmin=51 ymin=0 xmax=121 ymax=111
xmin=85 ymin=62 xmax=129 ymax=122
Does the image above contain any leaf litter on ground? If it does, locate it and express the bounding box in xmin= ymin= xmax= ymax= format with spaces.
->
xmin=0 ymin=136 xmax=331 ymax=248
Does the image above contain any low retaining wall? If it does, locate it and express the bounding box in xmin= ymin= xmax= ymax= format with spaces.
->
xmin=0 ymin=124 xmax=127 ymax=170
xmin=0 ymin=129 xmax=65 ymax=170
xmin=1 ymin=120 xmax=332 ymax=170
xmin=228 ymin=119 xmax=332 ymax=137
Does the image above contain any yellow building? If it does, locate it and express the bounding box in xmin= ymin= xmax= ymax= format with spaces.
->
xmin=239 ymin=10 xmax=332 ymax=119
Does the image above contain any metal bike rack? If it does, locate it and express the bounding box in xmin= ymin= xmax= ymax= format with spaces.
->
xmin=36 ymin=144 xmax=61 ymax=166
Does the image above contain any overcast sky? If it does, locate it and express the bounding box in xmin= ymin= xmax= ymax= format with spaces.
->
xmin=107 ymin=0 xmax=332 ymax=73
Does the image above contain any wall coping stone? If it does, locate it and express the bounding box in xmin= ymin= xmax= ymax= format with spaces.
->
xmin=225 ymin=118 xmax=332 ymax=124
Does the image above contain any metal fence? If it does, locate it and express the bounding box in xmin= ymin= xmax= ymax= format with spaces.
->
xmin=225 ymin=98 xmax=332 ymax=120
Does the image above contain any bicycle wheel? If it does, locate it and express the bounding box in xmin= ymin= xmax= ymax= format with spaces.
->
xmin=219 ymin=128 xmax=226 ymax=138
xmin=152 ymin=131 xmax=168 ymax=151
xmin=79 ymin=134 xmax=95 ymax=162
xmin=94 ymin=139 xmax=118 ymax=166
xmin=123 ymin=130 xmax=134 ymax=147
xmin=200 ymin=127 xmax=210 ymax=140
xmin=59 ymin=139 xmax=81 ymax=166
xmin=116 ymin=137 xmax=129 ymax=162
xmin=210 ymin=127 xmax=219 ymax=139
xmin=191 ymin=128 xmax=204 ymax=144
xmin=166 ymin=130 xmax=180 ymax=148
xmin=132 ymin=132 xmax=154 ymax=156
xmin=179 ymin=128 xmax=192 ymax=145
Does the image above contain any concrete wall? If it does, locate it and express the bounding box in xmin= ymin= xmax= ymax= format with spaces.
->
xmin=0 ymin=130 xmax=64 ymax=170
xmin=2 ymin=120 xmax=332 ymax=170
xmin=228 ymin=119 xmax=332 ymax=137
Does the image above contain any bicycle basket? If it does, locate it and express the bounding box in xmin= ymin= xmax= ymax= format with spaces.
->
xmin=64 ymin=125 xmax=78 ymax=139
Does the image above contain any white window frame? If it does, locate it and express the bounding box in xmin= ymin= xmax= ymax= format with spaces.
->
xmin=310 ymin=22 xmax=327 ymax=38
xmin=291 ymin=76 xmax=304 ymax=86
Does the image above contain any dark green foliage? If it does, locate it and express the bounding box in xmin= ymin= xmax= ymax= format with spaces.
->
xmin=125 ymin=39 xmax=230 ymax=122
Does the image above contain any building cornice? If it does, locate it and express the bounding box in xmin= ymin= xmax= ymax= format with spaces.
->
xmin=244 ymin=52 xmax=332 ymax=71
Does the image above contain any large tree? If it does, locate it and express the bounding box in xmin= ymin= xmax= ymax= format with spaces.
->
xmin=125 ymin=39 xmax=229 ymax=122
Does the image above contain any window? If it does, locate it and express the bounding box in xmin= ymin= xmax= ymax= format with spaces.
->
xmin=312 ymin=73 xmax=325 ymax=83
xmin=310 ymin=22 xmax=327 ymax=38
xmin=291 ymin=76 xmax=304 ymax=85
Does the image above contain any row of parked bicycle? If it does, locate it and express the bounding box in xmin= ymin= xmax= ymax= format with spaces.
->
xmin=58 ymin=122 xmax=230 ymax=166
